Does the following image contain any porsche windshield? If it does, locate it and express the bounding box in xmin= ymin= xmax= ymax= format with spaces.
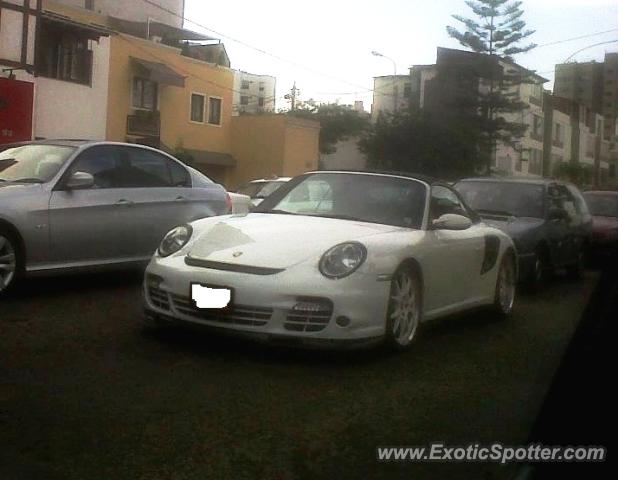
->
xmin=258 ymin=173 xmax=427 ymax=228
xmin=239 ymin=180 xmax=287 ymax=199
xmin=0 ymin=145 xmax=76 ymax=183
xmin=456 ymin=181 xmax=545 ymax=218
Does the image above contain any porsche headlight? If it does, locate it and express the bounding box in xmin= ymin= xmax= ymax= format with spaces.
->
xmin=158 ymin=224 xmax=193 ymax=257
xmin=319 ymin=242 xmax=367 ymax=279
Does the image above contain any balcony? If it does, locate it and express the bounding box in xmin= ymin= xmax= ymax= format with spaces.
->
xmin=127 ymin=112 xmax=160 ymax=137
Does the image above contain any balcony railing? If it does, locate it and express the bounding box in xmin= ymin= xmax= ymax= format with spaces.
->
xmin=127 ymin=113 xmax=160 ymax=137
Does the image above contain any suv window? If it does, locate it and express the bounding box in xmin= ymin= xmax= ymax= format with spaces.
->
xmin=430 ymin=185 xmax=468 ymax=220
xmin=67 ymin=145 xmax=123 ymax=189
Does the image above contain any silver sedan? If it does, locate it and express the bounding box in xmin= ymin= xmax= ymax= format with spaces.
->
xmin=0 ymin=140 xmax=229 ymax=294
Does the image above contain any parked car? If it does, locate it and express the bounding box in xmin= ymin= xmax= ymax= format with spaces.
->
xmin=237 ymin=176 xmax=292 ymax=207
xmin=143 ymin=171 xmax=517 ymax=350
xmin=582 ymin=190 xmax=618 ymax=259
xmin=455 ymin=177 xmax=592 ymax=286
xmin=227 ymin=192 xmax=251 ymax=214
xmin=0 ymin=140 xmax=230 ymax=294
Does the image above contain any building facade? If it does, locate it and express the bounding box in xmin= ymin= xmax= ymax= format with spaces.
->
xmin=370 ymin=75 xmax=412 ymax=121
xmin=232 ymin=70 xmax=276 ymax=115
xmin=53 ymin=0 xmax=184 ymax=28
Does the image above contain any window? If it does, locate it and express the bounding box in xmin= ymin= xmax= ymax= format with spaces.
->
xmin=85 ymin=0 xmax=94 ymax=10
xmin=36 ymin=20 xmax=94 ymax=85
xmin=529 ymin=149 xmax=543 ymax=175
xmin=190 ymin=93 xmax=205 ymax=123
xmin=240 ymin=96 xmax=249 ymax=106
xmin=67 ymin=145 xmax=123 ymax=189
xmin=430 ymin=186 xmax=468 ymax=220
xmin=531 ymin=114 xmax=543 ymax=139
xmin=241 ymin=80 xmax=250 ymax=89
xmin=208 ymin=97 xmax=222 ymax=125
xmin=169 ymin=159 xmax=191 ymax=187
xmin=258 ymin=97 xmax=265 ymax=107
xmin=403 ymin=83 xmax=412 ymax=98
xmin=259 ymin=82 xmax=265 ymax=92
xmin=553 ymin=123 xmax=564 ymax=147
xmin=133 ymin=78 xmax=158 ymax=111
xmin=124 ymin=149 xmax=176 ymax=187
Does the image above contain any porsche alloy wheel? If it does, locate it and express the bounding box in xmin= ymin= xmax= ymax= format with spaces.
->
xmin=0 ymin=232 xmax=18 ymax=295
xmin=494 ymin=253 xmax=516 ymax=316
xmin=386 ymin=267 xmax=421 ymax=350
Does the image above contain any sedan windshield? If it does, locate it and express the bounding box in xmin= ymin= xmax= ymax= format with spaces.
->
xmin=455 ymin=181 xmax=545 ymax=218
xmin=584 ymin=194 xmax=618 ymax=218
xmin=238 ymin=180 xmax=287 ymax=199
xmin=0 ymin=145 xmax=76 ymax=183
xmin=256 ymin=173 xmax=427 ymax=228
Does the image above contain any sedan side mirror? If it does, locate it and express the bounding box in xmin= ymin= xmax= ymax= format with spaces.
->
xmin=65 ymin=171 xmax=94 ymax=190
xmin=432 ymin=213 xmax=472 ymax=231
xmin=548 ymin=207 xmax=568 ymax=222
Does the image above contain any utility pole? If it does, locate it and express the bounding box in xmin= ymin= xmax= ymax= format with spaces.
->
xmin=285 ymin=81 xmax=300 ymax=111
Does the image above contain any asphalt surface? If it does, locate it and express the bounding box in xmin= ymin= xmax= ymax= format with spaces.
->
xmin=0 ymin=269 xmax=597 ymax=480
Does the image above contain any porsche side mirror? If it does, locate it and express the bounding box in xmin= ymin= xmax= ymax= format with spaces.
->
xmin=432 ymin=213 xmax=472 ymax=231
xmin=65 ymin=171 xmax=94 ymax=190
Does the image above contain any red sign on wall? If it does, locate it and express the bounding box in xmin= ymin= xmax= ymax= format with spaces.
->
xmin=0 ymin=77 xmax=34 ymax=145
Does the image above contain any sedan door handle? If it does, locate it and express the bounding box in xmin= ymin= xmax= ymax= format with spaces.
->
xmin=175 ymin=196 xmax=187 ymax=202
xmin=115 ymin=199 xmax=134 ymax=206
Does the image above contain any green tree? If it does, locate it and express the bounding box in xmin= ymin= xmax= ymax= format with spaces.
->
xmin=288 ymin=103 xmax=369 ymax=155
xmin=358 ymin=110 xmax=483 ymax=179
xmin=446 ymin=0 xmax=537 ymax=173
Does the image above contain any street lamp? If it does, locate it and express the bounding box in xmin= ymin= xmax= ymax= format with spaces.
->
xmin=372 ymin=51 xmax=398 ymax=112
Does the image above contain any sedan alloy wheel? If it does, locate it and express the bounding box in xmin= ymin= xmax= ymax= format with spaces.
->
xmin=0 ymin=233 xmax=17 ymax=294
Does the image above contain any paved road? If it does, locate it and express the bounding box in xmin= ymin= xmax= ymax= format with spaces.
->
xmin=0 ymin=270 xmax=597 ymax=480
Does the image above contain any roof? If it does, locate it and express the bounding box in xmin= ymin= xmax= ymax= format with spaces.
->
xmin=436 ymin=47 xmax=549 ymax=83
xmin=41 ymin=10 xmax=114 ymax=37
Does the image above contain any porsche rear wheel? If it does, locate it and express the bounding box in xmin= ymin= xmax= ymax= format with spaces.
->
xmin=493 ymin=252 xmax=516 ymax=317
xmin=385 ymin=266 xmax=422 ymax=350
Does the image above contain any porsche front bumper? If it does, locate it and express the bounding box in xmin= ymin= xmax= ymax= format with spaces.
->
xmin=143 ymin=254 xmax=390 ymax=347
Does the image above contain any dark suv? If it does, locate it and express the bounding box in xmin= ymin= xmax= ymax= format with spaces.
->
xmin=455 ymin=178 xmax=592 ymax=285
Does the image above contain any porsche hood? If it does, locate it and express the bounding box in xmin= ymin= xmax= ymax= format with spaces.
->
xmin=187 ymin=213 xmax=405 ymax=269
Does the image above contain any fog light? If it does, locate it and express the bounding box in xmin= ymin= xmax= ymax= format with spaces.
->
xmin=336 ymin=316 xmax=351 ymax=327
xmin=146 ymin=274 xmax=163 ymax=288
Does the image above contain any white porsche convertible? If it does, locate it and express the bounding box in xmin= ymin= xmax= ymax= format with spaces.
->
xmin=143 ymin=171 xmax=517 ymax=350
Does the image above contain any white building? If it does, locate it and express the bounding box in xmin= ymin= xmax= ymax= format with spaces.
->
xmin=54 ymin=0 xmax=184 ymax=28
xmin=232 ymin=71 xmax=276 ymax=115
xmin=370 ymin=75 xmax=412 ymax=121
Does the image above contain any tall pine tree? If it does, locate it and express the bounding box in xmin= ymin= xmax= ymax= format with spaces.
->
xmin=446 ymin=0 xmax=537 ymax=174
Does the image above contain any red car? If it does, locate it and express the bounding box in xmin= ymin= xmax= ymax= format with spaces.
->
xmin=583 ymin=191 xmax=618 ymax=259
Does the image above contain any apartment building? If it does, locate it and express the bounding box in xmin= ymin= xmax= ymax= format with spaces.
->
xmin=232 ymin=71 xmax=276 ymax=115
xmin=407 ymin=47 xmax=548 ymax=177
xmin=554 ymin=52 xmax=618 ymax=142
xmin=370 ymin=75 xmax=412 ymax=121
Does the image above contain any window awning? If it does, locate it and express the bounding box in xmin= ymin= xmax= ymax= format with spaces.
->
xmin=41 ymin=11 xmax=114 ymax=39
xmin=131 ymin=57 xmax=185 ymax=88
xmin=186 ymin=149 xmax=236 ymax=167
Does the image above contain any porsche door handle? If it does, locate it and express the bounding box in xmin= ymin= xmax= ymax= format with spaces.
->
xmin=115 ymin=199 xmax=134 ymax=206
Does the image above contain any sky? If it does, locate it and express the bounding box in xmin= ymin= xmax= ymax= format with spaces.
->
xmin=183 ymin=0 xmax=618 ymax=111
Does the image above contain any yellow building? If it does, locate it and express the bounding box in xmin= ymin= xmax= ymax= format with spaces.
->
xmin=38 ymin=0 xmax=320 ymax=187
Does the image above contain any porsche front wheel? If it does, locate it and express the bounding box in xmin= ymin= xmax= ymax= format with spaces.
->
xmin=493 ymin=252 xmax=516 ymax=317
xmin=385 ymin=266 xmax=422 ymax=351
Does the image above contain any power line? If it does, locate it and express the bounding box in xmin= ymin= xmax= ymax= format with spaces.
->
xmin=138 ymin=0 xmax=374 ymax=93
xmin=536 ymin=28 xmax=618 ymax=49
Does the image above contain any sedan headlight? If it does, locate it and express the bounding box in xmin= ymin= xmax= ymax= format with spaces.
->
xmin=319 ymin=242 xmax=367 ymax=279
xmin=158 ymin=224 xmax=193 ymax=257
